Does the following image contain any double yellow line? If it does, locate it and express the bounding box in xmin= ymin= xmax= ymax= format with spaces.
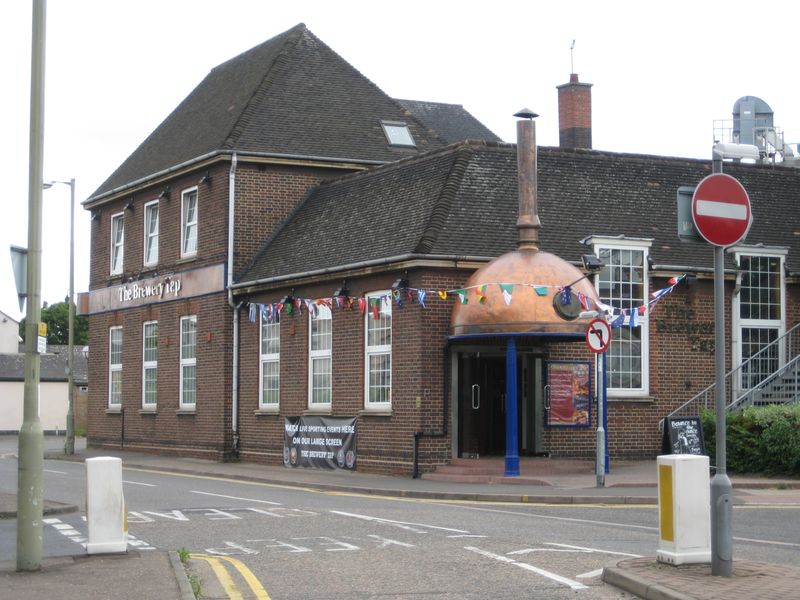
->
xmin=190 ymin=553 xmax=271 ymax=599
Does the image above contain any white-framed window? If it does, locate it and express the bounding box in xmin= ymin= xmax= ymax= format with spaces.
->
xmin=108 ymin=326 xmax=123 ymax=408
xmin=180 ymin=315 xmax=197 ymax=409
xmin=364 ymin=292 xmax=391 ymax=409
xmin=142 ymin=321 xmax=158 ymax=409
xmin=589 ymin=236 xmax=652 ymax=397
xmin=110 ymin=212 xmax=124 ymax=275
xmin=308 ymin=305 xmax=332 ymax=408
xmin=181 ymin=187 xmax=198 ymax=258
xmin=260 ymin=316 xmax=280 ymax=409
xmin=731 ymin=247 xmax=787 ymax=393
xmin=143 ymin=200 xmax=159 ymax=266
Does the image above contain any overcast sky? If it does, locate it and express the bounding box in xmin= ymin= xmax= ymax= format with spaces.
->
xmin=2 ymin=0 xmax=798 ymax=322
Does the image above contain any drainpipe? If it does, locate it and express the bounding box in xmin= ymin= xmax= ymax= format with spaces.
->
xmin=227 ymin=153 xmax=241 ymax=457
xmin=412 ymin=340 xmax=450 ymax=478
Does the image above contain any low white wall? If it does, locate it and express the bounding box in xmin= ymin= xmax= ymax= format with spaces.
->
xmin=0 ymin=381 xmax=68 ymax=432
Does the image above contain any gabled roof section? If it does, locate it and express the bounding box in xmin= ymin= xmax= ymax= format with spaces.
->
xmin=397 ymin=99 xmax=503 ymax=144
xmin=91 ymin=24 xmax=447 ymax=200
xmin=237 ymin=143 xmax=800 ymax=287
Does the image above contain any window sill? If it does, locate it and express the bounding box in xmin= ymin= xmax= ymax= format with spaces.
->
xmin=254 ymin=407 xmax=280 ymax=416
xmin=139 ymin=408 xmax=157 ymax=415
xmin=106 ymin=407 xmax=122 ymax=414
xmin=176 ymin=408 xmax=196 ymax=415
xmin=303 ymin=407 xmax=332 ymax=416
xmin=176 ymin=255 xmax=197 ymax=265
xmin=359 ymin=408 xmax=392 ymax=417
xmin=607 ymin=395 xmax=654 ymax=404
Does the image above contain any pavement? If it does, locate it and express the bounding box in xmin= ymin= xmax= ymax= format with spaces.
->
xmin=1 ymin=434 xmax=798 ymax=599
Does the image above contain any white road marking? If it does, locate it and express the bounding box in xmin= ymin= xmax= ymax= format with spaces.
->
xmin=507 ymin=548 xmax=590 ymax=555
xmin=42 ymin=517 xmax=155 ymax=551
xmin=696 ymin=199 xmax=748 ymax=220
xmin=367 ymin=534 xmax=415 ymax=548
xmin=465 ymin=546 xmax=588 ymax=590
xmin=576 ymin=568 xmax=604 ymax=579
xmin=190 ymin=490 xmax=282 ymax=505
xmin=122 ymin=479 xmax=156 ymax=487
xmin=331 ymin=510 xmax=470 ymax=534
xmin=545 ymin=542 xmax=641 ymax=557
xmin=44 ymin=469 xmax=68 ymax=475
xmin=734 ymin=536 xmax=800 ymax=549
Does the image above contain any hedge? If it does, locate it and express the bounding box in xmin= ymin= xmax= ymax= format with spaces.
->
xmin=700 ymin=404 xmax=800 ymax=476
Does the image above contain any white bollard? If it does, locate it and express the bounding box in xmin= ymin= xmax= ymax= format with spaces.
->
xmin=657 ymin=454 xmax=711 ymax=565
xmin=85 ymin=457 xmax=128 ymax=554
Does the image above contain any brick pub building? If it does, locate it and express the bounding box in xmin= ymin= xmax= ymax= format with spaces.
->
xmin=81 ymin=24 xmax=800 ymax=476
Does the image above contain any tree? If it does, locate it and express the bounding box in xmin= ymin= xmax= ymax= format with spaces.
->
xmin=18 ymin=300 xmax=88 ymax=345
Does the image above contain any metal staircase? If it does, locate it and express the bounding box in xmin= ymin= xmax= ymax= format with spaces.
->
xmin=663 ymin=322 xmax=800 ymax=424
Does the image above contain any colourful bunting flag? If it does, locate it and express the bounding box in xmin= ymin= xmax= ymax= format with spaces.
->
xmin=579 ymin=293 xmax=590 ymax=310
xmin=438 ymin=290 xmax=448 ymax=300
xmin=534 ymin=286 xmax=548 ymax=296
xmin=456 ymin=290 xmax=468 ymax=304
xmin=417 ymin=289 xmax=427 ymax=308
xmin=500 ymin=284 xmax=514 ymax=306
xmin=611 ymin=313 xmax=625 ymax=328
xmin=248 ymin=303 xmax=257 ymax=323
xmin=476 ymin=285 xmax=487 ymax=304
xmin=629 ymin=307 xmax=637 ymax=329
xmin=357 ymin=297 xmax=367 ymax=315
xmin=561 ymin=286 xmax=572 ymax=305
xmin=638 ymin=305 xmax=646 ymax=316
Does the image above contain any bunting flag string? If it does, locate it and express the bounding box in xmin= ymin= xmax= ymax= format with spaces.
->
xmin=243 ymin=275 xmax=689 ymax=327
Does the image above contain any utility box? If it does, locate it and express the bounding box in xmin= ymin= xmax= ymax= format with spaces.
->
xmin=657 ymin=454 xmax=711 ymax=565
xmin=86 ymin=457 xmax=128 ymax=554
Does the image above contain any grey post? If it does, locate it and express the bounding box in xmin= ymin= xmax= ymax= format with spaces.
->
xmin=17 ymin=0 xmax=47 ymax=572
xmin=44 ymin=177 xmax=76 ymax=455
xmin=710 ymin=148 xmax=733 ymax=576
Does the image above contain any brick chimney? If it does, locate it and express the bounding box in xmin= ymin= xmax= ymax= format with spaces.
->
xmin=557 ymin=73 xmax=592 ymax=149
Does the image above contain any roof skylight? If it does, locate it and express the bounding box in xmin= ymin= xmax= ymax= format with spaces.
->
xmin=381 ymin=121 xmax=416 ymax=147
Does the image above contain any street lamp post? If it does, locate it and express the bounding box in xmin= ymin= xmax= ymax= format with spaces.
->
xmin=43 ymin=178 xmax=75 ymax=455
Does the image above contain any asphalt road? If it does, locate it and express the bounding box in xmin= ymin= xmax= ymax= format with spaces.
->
xmin=1 ymin=445 xmax=799 ymax=599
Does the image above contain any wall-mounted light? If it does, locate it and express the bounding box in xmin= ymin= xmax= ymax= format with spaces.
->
xmin=124 ymin=200 xmax=134 ymax=211
xmin=158 ymin=186 xmax=170 ymax=200
xmin=198 ymin=171 xmax=212 ymax=185
xmin=333 ymin=280 xmax=349 ymax=297
xmin=91 ymin=211 xmax=100 ymax=221
xmin=581 ymin=254 xmax=604 ymax=272
xmin=392 ymin=277 xmax=409 ymax=290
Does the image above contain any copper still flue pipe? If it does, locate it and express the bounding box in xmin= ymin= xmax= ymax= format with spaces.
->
xmin=515 ymin=114 xmax=541 ymax=249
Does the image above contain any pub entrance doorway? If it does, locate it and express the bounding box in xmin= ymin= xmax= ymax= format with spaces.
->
xmin=457 ymin=352 xmax=545 ymax=458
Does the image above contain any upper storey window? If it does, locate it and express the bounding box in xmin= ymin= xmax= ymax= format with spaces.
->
xmin=110 ymin=212 xmax=124 ymax=275
xmin=380 ymin=121 xmax=416 ymax=147
xmin=143 ymin=200 xmax=159 ymax=267
xmin=181 ymin=188 xmax=198 ymax=258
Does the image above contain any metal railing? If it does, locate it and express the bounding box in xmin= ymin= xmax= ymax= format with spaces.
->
xmin=663 ymin=321 xmax=800 ymax=424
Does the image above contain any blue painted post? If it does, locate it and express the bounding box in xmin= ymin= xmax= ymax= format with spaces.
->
xmin=603 ymin=350 xmax=609 ymax=473
xmin=505 ymin=337 xmax=520 ymax=476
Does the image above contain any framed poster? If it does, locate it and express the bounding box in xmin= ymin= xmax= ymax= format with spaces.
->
xmin=545 ymin=361 xmax=592 ymax=427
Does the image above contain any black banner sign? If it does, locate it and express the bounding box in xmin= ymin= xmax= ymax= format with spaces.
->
xmin=662 ymin=416 xmax=706 ymax=456
xmin=283 ymin=416 xmax=357 ymax=470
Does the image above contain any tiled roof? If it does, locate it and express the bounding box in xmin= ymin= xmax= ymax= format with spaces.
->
xmin=397 ymin=100 xmax=502 ymax=144
xmin=237 ymin=141 xmax=800 ymax=285
xmin=0 ymin=346 xmax=88 ymax=384
xmin=91 ymin=24 xmax=450 ymax=200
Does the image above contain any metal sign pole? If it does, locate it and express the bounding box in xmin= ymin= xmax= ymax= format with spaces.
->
xmin=596 ymin=352 xmax=605 ymax=487
xmin=710 ymin=153 xmax=733 ymax=577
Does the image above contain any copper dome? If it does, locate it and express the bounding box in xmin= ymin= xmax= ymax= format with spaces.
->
xmin=451 ymin=248 xmax=601 ymax=336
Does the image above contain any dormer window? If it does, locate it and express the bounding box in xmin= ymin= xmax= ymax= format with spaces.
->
xmin=381 ymin=121 xmax=416 ymax=147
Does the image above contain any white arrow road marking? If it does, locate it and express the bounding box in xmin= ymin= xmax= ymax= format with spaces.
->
xmin=696 ymin=199 xmax=748 ymax=220
xmin=464 ymin=546 xmax=588 ymax=590
xmin=576 ymin=569 xmax=604 ymax=579
xmin=545 ymin=542 xmax=641 ymax=557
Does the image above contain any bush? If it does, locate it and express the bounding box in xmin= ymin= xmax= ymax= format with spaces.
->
xmin=700 ymin=404 xmax=800 ymax=476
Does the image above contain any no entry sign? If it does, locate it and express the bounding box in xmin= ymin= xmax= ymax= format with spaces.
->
xmin=691 ymin=173 xmax=752 ymax=247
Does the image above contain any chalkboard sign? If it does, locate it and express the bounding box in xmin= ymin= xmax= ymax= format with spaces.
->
xmin=662 ymin=416 xmax=706 ymax=456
